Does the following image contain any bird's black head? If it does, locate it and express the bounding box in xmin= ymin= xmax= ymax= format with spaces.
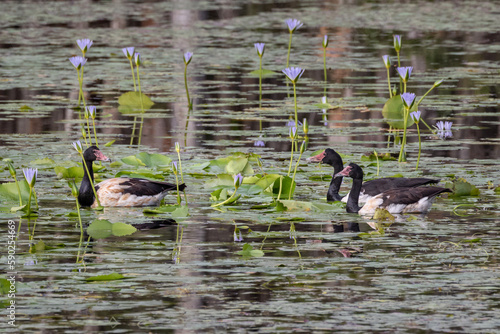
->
xmin=306 ymin=148 xmax=343 ymax=166
xmin=83 ymin=146 xmax=110 ymax=162
xmin=334 ymin=163 xmax=363 ymax=180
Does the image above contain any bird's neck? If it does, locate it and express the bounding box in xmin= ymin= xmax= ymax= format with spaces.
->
xmin=327 ymin=161 xmax=344 ymax=202
xmin=346 ymin=177 xmax=363 ymax=213
xmin=78 ymin=159 xmax=95 ymax=206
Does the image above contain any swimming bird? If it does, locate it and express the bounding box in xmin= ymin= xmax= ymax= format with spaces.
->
xmin=334 ymin=163 xmax=451 ymax=215
xmin=307 ymin=148 xmax=440 ymax=203
xmin=78 ymin=146 xmax=185 ymax=207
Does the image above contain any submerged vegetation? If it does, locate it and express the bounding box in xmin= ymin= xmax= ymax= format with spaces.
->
xmin=0 ymin=1 xmax=499 ymax=332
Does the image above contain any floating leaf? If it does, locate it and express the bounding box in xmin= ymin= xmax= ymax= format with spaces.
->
xmin=121 ymin=152 xmax=171 ymax=169
xmin=104 ymin=140 xmax=115 ymax=147
xmin=249 ymin=69 xmax=277 ymax=78
xmin=172 ymin=205 xmax=189 ymax=218
xmin=54 ymin=166 xmax=84 ymax=179
xmin=236 ymin=243 xmax=264 ymax=258
xmin=117 ymin=91 xmax=154 ymax=114
xmin=86 ymin=219 xmax=137 ymax=239
xmin=19 ymin=105 xmax=33 ymax=112
xmin=382 ymin=95 xmax=417 ymax=129
xmin=86 ymin=273 xmax=126 ymax=282
xmin=0 ymin=278 xmax=12 ymax=295
xmin=30 ymin=158 xmax=55 ymax=167
xmin=0 ymin=180 xmax=31 ymax=203
xmin=373 ymin=208 xmax=395 ymax=222
xmin=445 ymin=178 xmax=480 ymax=197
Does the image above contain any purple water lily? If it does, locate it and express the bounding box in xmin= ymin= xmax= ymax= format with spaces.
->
xmin=322 ymin=35 xmax=328 ymax=48
xmin=401 ymin=92 xmax=416 ymax=108
xmin=382 ymin=55 xmax=391 ymax=68
xmin=134 ymin=53 xmax=141 ymax=66
xmin=394 ymin=35 xmax=402 ymax=52
xmin=286 ymin=19 xmax=303 ymax=33
xmin=282 ymin=67 xmax=305 ymax=83
xmin=69 ymin=56 xmax=87 ymax=70
xmin=233 ymin=173 xmax=243 ymax=188
xmin=122 ymin=47 xmax=135 ymax=59
xmin=254 ymin=43 xmax=265 ymax=57
xmin=23 ymin=168 xmax=38 ymax=187
xmin=397 ymin=66 xmax=413 ymax=82
xmin=183 ymin=52 xmax=193 ymax=65
xmin=410 ymin=110 xmax=421 ymax=122
xmin=76 ymin=39 xmax=93 ymax=53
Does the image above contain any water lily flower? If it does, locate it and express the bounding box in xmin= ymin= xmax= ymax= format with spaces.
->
xmin=282 ymin=67 xmax=305 ymax=84
xmin=286 ymin=19 xmax=303 ymax=33
xmin=433 ymin=79 xmax=444 ymax=88
xmin=401 ymin=92 xmax=416 ymax=109
xmin=254 ymin=43 xmax=265 ymax=57
xmin=322 ymin=35 xmax=328 ymax=48
xmin=134 ymin=53 xmax=141 ymax=66
xmin=72 ymin=140 xmax=83 ymax=154
xmin=322 ymin=96 xmax=327 ymax=104
xmin=410 ymin=110 xmax=421 ymax=122
xmin=23 ymin=168 xmax=38 ymax=188
xmin=394 ymin=35 xmax=402 ymax=52
xmin=234 ymin=230 xmax=243 ymax=242
xmin=86 ymin=106 xmax=96 ymax=119
xmin=183 ymin=52 xmax=193 ymax=65
xmin=122 ymin=47 xmax=135 ymax=59
xmin=69 ymin=56 xmax=87 ymax=70
xmin=435 ymin=121 xmax=453 ymax=139
xmin=289 ymin=126 xmax=297 ymax=139
xmin=303 ymin=118 xmax=309 ymax=135
xmin=233 ymin=173 xmax=243 ymax=188
xmin=76 ymin=39 xmax=93 ymax=54
xmin=172 ymin=161 xmax=178 ymax=174
xmin=382 ymin=55 xmax=391 ymax=69
xmin=175 ymin=142 xmax=180 ymax=152
xmin=254 ymin=137 xmax=265 ymax=147
xmin=397 ymin=66 xmax=413 ymax=82
xmin=287 ymin=119 xmax=301 ymax=127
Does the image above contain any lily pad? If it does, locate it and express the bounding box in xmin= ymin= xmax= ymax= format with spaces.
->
xmin=236 ymin=243 xmax=264 ymax=258
xmin=85 ymin=273 xmax=126 ymax=282
xmin=86 ymin=219 xmax=137 ymax=239
xmin=117 ymin=91 xmax=154 ymax=114
xmin=382 ymin=95 xmax=417 ymax=129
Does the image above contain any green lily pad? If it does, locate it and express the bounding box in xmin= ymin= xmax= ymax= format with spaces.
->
xmin=121 ymin=152 xmax=172 ymax=169
xmin=382 ymin=95 xmax=417 ymax=129
xmin=0 ymin=180 xmax=31 ymax=203
xmin=446 ymin=178 xmax=480 ymax=197
xmin=85 ymin=273 xmax=126 ymax=282
xmin=86 ymin=219 xmax=137 ymax=239
xmin=236 ymin=243 xmax=264 ymax=258
xmin=117 ymin=91 xmax=154 ymax=114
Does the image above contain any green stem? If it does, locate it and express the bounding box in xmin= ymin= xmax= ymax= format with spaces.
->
xmin=415 ymin=85 xmax=436 ymax=107
xmin=288 ymin=148 xmax=304 ymax=200
xmin=286 ymin=32 xmax=293 ymax=68
xmin=77 ymin=69 xmax=88 ymax=146
xmin=387 ymin=126 xmax=392 ymax=149
xmin=398 ymin=106 xmax=409 ymax=162
xmin=91 ymin=118 xmax=98 ymax=147
xmin=211 ymin=188 xmax=239 ymax=207
xmin=176 ymin=152 xmax=184 ymax=183
xmin=397 ymin=51 xmax=402 ymax=93
xmin=25 ymin=187 xmax=32 ymax=217
xmin=403 ymin=80 xmax=407 ymax=93
xmin=130 ymin=117 xmax=137 ymax=146
xmin=79 ymin=152 xmax=101 ymax=208
xmin=13 ymin=176 xmax=22 ymax=206
xmin=276 ymin=176 xmax=283 ymax=201
xmin=419 ymin=118 xmax=433 ymax=132
xmin=258 ymin=56 xmax=262 ymax=109
xmin=293 ymin=82 xmax=298 ymax=128
xmin=323 ymin=47 xmax=327 ymax=96
xmin=260 ymin=221 xmax=273 ymax=250
xmin=386 ymin=67 xmax=392 ymax=98
xmin=416 ymin=122 xmax=421 ymax=170
xmin=75 ymin=198 xmax=83 ymax=263
xmin=184 ymin=64 xmax=191 ymax=108
xmin=374 ymin=150 xmax=380 ymax=176
xmin=287 ymin=138 xmax=294 ymax=176
xmin=136 ymin=65 xmax=145 ymax=146
xmin=85 ymin=115 xmax=92 ymax=146
xmin=129 ymin=59 xmax=137 ymax=91
xmin=174 ymin=172 xmax=181 ymax=205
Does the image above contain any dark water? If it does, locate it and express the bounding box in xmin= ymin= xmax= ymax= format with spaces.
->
xmin=1 ymin=0 xmax=499 ymax=332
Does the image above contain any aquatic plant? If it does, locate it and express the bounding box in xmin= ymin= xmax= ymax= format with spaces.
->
xmin=393 ymin=35 xmax=402 ymax=91
xmin=68 ymin=180 xmax=84 ymax=263
xmin=285 ymin=19 xmax=303 ymax=67
xmin=289 ymin=140 xmax=306 ymax=200
xmin=86 ymin=106 xmax=98 ymax=147
xmin=322 ymin=35 xmax=328 ymax=92
xmin=287 ymin=126 xmax=297 ymax=176
xmin=76 ymin=39 xmax=93 ymax=56
xmin=398 ymin=92 xmax=416 ymax=162
xmin=134 ymin=52 xmax=146 ymax=145
xmin=22 ymin=168 xmax=38 ymax=217
xmin=122 ymin=47 xmax=136 ymax=91
xmin=212 ymin=173 xmax=243 ymax=207
xmin=172 ymin=161 xmax=181 ymax=205
xmin=382 ymin=55 xmax=392 ymax=98
xmin=69 ymin=55 xmax=90 ymax=145
xmin=83 ymin=106 xmax=93 ymax=145
xmin=397 ymin=66 xmax=413 ymax=93
xmin=183 ymin=52 xmax=193 ymax=108
xmin=410 ymin=110 xmax=422 ymax=170
xmin=5 ymin=159 xmax=22 ymax=206
xmin=282 ymin=67 xmax=305 ymax=129
xmin=254 ymin=43 xmax=265 ymax=109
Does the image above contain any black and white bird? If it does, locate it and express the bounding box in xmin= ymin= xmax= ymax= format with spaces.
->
xmin=78 ymin=146 xmax=185 ymax=207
